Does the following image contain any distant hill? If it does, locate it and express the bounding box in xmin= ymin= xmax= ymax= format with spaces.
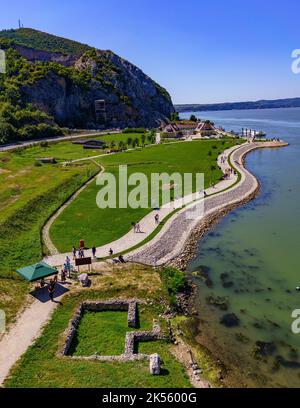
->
xmin=0 ymin=28 xmax=91 ymax=55
xmin=0 ymin=28 xmax=174 ymax=144
xmin=175 ymin=98 xmax=300 ymax=113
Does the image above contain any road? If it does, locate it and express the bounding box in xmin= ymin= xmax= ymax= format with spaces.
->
xmin=0 ymin=130 xmax=120 ymax=152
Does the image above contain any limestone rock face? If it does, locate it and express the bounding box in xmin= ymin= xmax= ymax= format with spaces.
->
xmin=12 ymin=41 xmax=174 ymax=129
xmin=149 ymin=353 xmax=161 ymax=375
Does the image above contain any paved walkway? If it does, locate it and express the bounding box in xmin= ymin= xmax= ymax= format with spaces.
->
xmin=43 ymin=144 xmax=240 ymax=266
xmin=127 ymin=141 xmax=287 ymax=265
xmin=0 ymin=140 xmax=286 ymax=386
xmin=0 ymin=284 xmax=69 ymax=386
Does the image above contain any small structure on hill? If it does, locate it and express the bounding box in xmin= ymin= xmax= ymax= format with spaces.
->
xmin=35 ymin=157 xmax=56 ymax=164
xmin=161 ymin=120 xmax=216 ymax=138
xmin=72 ymin=139 xmax=106 ymax=149
xmin=95 ymin=99 xmax=107 ymax=124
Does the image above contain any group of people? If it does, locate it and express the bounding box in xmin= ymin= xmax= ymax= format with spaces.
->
xmin=113 ymin=254 xmax=126 ymax=264
xmin=131 ymin=213 xmax=160 ymax=233
xmin=223 ymin=167 xmax=236 ymax=179
xmin=72 ymin=245 xmax=97 ymax=259
xmin=220 ymin=155 xmax=227 ymax=164
xmin=132 ymin=222 xmax=142 ymax=233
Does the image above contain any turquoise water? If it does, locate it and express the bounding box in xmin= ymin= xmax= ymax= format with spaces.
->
xmin=182 ymin=108 xmax=300 ymax=387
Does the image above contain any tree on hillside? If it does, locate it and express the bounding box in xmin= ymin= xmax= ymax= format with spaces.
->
xmin=133 ymin=137 xmax=140 ymax=147
xmin=141 ymin=133 xmax=146 ymax=146
xmin=171 ymin=112 xmax=180 ymax=122
xmin=190 ymin=114 xmax=197 ymax=122
xmin=147 ymin=133 xmax=155 ymax=144
xmin=118 ymin=140 xmax=125 ymax=150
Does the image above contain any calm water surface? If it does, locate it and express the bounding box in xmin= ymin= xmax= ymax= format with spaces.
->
xmin=182 ymin=108 xmax=300 ymax=387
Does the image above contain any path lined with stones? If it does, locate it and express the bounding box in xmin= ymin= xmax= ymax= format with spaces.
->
xmin=43 ymin=143 xmax=240 ymax=266
xmin=127 ymin=141 xmax=286 ymax=266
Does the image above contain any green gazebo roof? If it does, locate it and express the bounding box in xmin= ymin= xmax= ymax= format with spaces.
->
xmin=16 ymin=262 xmax=58 ymax=282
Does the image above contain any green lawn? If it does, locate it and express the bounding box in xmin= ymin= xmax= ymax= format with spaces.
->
xmin=70 ymin=310 xmax=152 ymax=356
xmin=13 ymin=132 xmax=154 ymax=162
xmin=0 ymin=131 xmax=151 ymax=324
xmin=50 ymin=139 xmax=238 ymax=252
xmin=5 ymin=287 xmax=191 ymax=388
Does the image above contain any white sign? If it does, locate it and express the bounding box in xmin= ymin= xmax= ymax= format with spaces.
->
xmin=0 ymin=309 xmax=5 ymax=334
xmin=0 ymin=50 xmax=5 ymax=74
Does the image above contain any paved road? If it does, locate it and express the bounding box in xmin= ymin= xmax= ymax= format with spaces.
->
xmin=0 ymin=130 xmax=120 ymax=152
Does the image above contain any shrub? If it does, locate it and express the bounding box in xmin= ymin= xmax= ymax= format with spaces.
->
xmin=160 ymin=267 xmax=186 ymax=295
xmin=123 ymin=128 xmax=146 ymax=134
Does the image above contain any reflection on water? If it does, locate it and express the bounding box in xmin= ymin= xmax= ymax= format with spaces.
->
xmin=183 ymin=108 xmax=300 ymax=387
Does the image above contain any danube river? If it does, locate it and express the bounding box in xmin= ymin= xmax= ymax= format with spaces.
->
xmin=182 ymin=108 xmax=300 ymax=387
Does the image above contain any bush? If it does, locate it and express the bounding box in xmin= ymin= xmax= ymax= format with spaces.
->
xmin=123 ymin=128 xmax=146 ymax=134
xmin=160 ymin=266 xmax=186 ymax=295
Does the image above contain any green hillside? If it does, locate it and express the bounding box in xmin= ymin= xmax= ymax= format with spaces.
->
xmin=0 ymin=28 xmax=91 ymax=55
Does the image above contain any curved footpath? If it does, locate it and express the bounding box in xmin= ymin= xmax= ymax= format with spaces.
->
xmin=43 ymin=143 xmax=241 ymax=265
xmin=42 ymin=161 xmax=104 ymax=255
xmin=126 ymin=140 xmax=288 ymax=266
xmin=44 ymin=141 xmax=287 ymax=267
xmin=0 ymin=140 xmax=287 ymax=387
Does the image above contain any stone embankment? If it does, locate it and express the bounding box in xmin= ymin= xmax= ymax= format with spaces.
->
xmin=128 ymin=141 xmax=288 ymax=267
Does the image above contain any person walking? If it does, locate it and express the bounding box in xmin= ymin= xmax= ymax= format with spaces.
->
xmin=136 ymin=223 xmax=141 ymax=233
xmin=92 ymin=245 xmax=96 ymax=258
xmin=60 ymin=269 xmax=66 ymax=283
xmin=109 ymin=248 xmax=114 ymax=257
xmin=48 ymin=279 xmax=55 ymax=302
xmin=154 ymin=214 xmax=160 ymax=225
xmin=72 ymin=246 xmax=77 ymax=259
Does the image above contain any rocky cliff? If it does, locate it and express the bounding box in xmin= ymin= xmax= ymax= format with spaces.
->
xmin=0 ymin=28 xmax=174 ymax=129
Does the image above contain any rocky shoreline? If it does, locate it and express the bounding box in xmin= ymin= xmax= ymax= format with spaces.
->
xmin=170 ymin=183 xmax=260 ymax=271
xmin=169 ymin=141 xmax=288 ymax=270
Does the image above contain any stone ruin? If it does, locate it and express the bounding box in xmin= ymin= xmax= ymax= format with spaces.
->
xmin=59 ymin=299 xmax=163 ymax=374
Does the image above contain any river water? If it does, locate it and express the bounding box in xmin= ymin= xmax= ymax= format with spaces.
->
xmin=181 ymin=108 xmax=300 ymax=387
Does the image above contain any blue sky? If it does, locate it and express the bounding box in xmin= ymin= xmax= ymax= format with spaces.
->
xmin=1 ymin=0 xmax=300 ymax=104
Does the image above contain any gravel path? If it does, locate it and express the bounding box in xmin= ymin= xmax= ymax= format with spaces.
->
xmin=0 ymin=285 xmax=67 ymax=386
xmin=0 ymin=140 xmax=286 ymax=387
xmin=42 ymin=162 xmax=104 ymax=255
xmin=43 ymin=144 xmax=240 ymax=266
xmin=126 ymin=141 xmax=287 ymax=265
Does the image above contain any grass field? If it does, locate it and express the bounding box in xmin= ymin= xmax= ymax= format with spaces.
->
xmin=70 ymin=310 xmax=153 ymax=356
xmin=0 ymin=134 xmax=238 ymax=325
xmin=4 ymin=265 xmax=191 ymax=388
xmin=50 ymin=139 xmax=238 ymax=252
xmin=0 ymin=132 xmax=152 ymax=324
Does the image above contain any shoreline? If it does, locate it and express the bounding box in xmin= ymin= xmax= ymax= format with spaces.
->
xmin=128 ymin=141 xmax=288 ymax=267
xmin=170 ymin=141 xmax=288 ymax=270
xmin=170 ymin=140 xmax=288 ymax=388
